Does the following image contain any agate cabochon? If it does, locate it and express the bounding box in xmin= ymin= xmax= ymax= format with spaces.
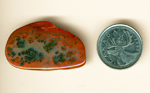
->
xmin=5 ymin=21 xmax=86 ymax=70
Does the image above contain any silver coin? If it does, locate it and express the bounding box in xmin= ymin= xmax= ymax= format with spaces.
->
xmin=97 ymin=24 xmax=143 ymax=69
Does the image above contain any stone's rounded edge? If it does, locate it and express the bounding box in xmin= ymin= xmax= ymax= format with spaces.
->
xmin=9 ymin=60 xmax=86 ymax=71
xmin=7 ymin=55 xmax=86 ymax=71
xmin=97 ymin=24 xmax=143 ymax=69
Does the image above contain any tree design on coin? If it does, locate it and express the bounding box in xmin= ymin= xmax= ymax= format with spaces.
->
xmin=97 ymin=24 xmax=143 ymax=69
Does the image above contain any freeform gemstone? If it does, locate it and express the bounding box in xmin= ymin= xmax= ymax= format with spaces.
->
xmin=5 ymin=21 xmax=86 ymax=70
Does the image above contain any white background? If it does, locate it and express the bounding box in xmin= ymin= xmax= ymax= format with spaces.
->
xmin=1 ymin=0 xmax=150 ymax=93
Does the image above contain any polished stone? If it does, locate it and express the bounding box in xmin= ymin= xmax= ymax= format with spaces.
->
xmin=5 ymin=21 xmax=86 ymax=70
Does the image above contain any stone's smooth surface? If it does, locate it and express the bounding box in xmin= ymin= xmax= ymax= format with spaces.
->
xmin=97 ymin=24 xmax=143 ymax=69
xmin=5 ymin=21 xmax=86 ymax=70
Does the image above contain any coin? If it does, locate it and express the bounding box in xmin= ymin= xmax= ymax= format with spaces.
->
xmin=97 ymin=24 xmax=143 ymax=69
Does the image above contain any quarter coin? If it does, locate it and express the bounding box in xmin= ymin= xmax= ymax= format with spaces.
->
xmin=97 ymin=24 xmax=143 ymax=69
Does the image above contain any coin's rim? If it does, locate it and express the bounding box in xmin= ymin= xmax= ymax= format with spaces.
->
xmin=97 ymin=24 xmax=143 ymax=69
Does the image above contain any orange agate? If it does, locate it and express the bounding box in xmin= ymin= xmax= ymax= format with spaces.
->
xmin=5 ymin=21 xmax=86 ymax=70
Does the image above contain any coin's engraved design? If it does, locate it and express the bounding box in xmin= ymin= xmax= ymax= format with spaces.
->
xmin=105 ymin=30 xmax=137 ymax=66
xmin=109 ymin=59 xmax=113 ymax=63
xmin=134 ymin=39 xmax=138 ymax=41
xmin=102 ymin=47 xmax=105 ymax=51
xmin=97 ymin=24 xmax=143 ymax=69
xmin=104 ymin=52 xmax=108 ymax=57
xmin=103 ymin=40 xmax=106 ymax=43
xmin=106 ymin=34 xmax=110 ymax=37
xmin=136 ymin=42 xmax=139 ymax=44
